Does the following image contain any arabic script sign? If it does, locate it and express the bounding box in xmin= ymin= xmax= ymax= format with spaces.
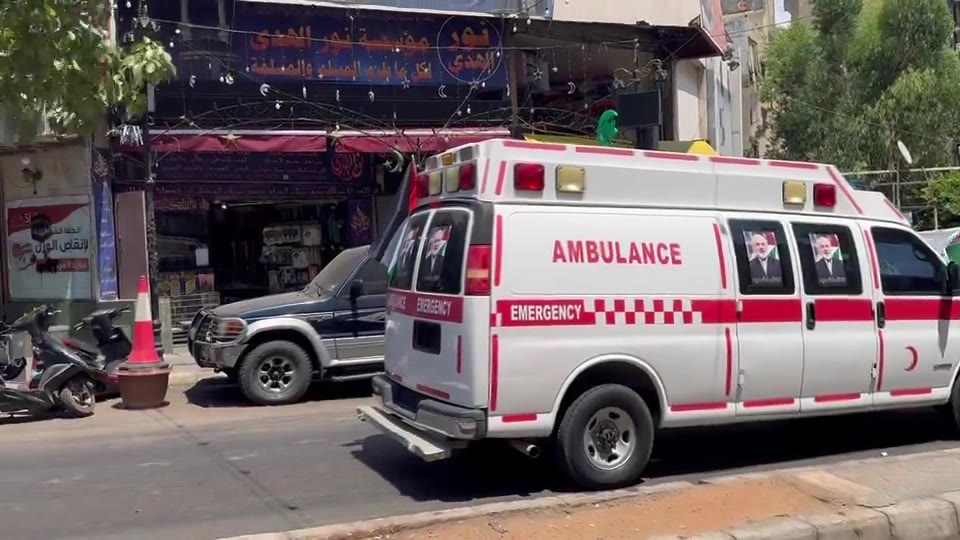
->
xmin=235 ymin=5 xmax=506 ymax=87
xmin=6 ymin=196 xmax=93 ymax=300
xmin=154 ymin=152 xmax=375 ymax=198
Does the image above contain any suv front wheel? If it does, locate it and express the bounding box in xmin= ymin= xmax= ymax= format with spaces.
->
xmin=238 ymin=341 xmax=313 ymax=406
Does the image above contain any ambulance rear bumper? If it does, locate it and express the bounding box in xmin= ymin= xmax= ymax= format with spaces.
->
xmin=364 ymin=375 xmax=487 ymax=452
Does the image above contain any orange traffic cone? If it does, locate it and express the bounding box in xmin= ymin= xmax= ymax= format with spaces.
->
xmin=128 ymin=276 xmax=160 ymax=364
xmin=117 ymin=276 xmax=171 ymax=409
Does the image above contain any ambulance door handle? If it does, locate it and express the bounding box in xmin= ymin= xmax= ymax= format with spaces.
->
xmin=805 ymin=301 xmax=816 ymax=330
xmin=876 ymin=301 xmax=886 ymax=329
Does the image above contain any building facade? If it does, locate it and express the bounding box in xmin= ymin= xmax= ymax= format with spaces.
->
xmin=0 ymin=0 xmax=726 ymax=339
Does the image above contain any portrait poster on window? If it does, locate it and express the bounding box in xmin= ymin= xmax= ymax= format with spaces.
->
xmin=389 ymin=224 xmax=423 ymax=285
xmin=810 ymin=233 xmax=847 ymax=286
xmin=419 ymin=225 xmax=451 ymax=285
xmin=744 ymin=230 xmax=782 ymax=286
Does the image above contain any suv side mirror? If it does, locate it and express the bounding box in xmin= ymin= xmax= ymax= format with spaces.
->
xmin=349 ymin=279 xmax=366 ymax=301
xmin=948 ymin=262 xmax=960 ymax=293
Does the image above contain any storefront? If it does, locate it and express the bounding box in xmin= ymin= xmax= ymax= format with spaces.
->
xmin=142 ymin=127 xmax=507 ymax=317
xmin=147 ymin=144 xmax=383 ymax=308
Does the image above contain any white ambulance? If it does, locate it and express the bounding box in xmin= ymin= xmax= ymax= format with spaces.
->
xmin=358 ymin=138 xmax=960 ymax=490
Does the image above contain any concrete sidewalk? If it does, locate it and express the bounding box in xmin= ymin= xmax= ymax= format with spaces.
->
xmin=162 ymin=348 xmax=224 ymax=387
xmin=222 ymin=446 xmax=960 ymax=540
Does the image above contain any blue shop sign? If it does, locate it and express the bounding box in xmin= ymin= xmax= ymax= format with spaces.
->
xmin=235 ymin=6 xmax=506 ymax=87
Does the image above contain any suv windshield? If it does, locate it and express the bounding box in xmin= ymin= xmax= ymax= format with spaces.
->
xmin=305 ymin=246 xmax=368 ymax=296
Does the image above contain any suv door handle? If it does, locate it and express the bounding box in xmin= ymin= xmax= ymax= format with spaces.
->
xmin=876 ymin=301 xmax=886 ymax=329
xmin=806 ymin=301 xmax=816 ymax=330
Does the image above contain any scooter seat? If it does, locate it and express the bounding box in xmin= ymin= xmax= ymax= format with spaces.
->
xmin=62 ymin=337 xmax=101 ymax=357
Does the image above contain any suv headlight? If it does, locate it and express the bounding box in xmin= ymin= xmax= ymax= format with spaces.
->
xmin=214 ymin=317 xmax=247 ymax=342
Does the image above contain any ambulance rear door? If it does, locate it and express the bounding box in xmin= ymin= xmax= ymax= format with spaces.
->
xmin=384 ymin=201 xmax=493 ymax=408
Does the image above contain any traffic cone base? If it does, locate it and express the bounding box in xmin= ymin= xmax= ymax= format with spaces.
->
xmin=118 ymin=275 xmax=171 ymax=410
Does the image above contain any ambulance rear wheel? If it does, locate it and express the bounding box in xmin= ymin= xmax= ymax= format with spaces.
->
xmin=555 ymin=384 xmax=654 ymax=490
xmin=939 ymin=374 xmax=960 ymax=435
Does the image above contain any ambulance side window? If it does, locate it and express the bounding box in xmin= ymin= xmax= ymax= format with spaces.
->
xmin=388 ymin=213 xmax=429 ymax=291
xmin=791 ymin=224 xmax=862 ymax=295
xmin=871 ymin=227 xmax=944 ymax=296
xmin=729 ymin=219 xmax=795 ymax=295
xmin=416 ymin=209 xmax=470 ymax=295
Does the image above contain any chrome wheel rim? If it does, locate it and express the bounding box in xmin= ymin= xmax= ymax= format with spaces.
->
xmin=582 ymin=406 xmax=636 ymax=470
xmin=256 ymin=357 xmax=295 ymax=393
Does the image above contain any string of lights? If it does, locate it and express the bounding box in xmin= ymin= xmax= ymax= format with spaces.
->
xmin=144 ymin=7 xmax=827 ymax=56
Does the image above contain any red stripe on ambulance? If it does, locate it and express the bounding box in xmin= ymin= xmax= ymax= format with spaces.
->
xmin=712 ymin=223 xmax=728 ymax=289
xmin=885 ymin=298 xmax=960 ymax=321
xmin=643 ymin=151 xmax=699 ymax=162
xmin=710 ymin=156 xmax=760 ymax=166
xmin=494 ymin=161 xmax=507 ymax=195
xmin=575 ymin=146 xmax=634 ymax=157
xmin=479 ymin=158 xmax=491 ymax=194
xmin=827 ymin=166 xmax=865 ymax=215
xmin=490 ymin=335 xmax=500 ymax=412
xmin=768 ymin=160 xmax=819 ymax=170
xmin=864 ymin=230 xmax=880 ymax=290
xmin=502 ymin=140 xmax=566 ymax=151
xmin=386 ymin=290 xmax=464 ymax=323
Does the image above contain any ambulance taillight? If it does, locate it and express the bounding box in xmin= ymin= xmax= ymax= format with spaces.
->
xmin=415 ymin=173 xmax=429 ymax=198
xmin=813 ymin=184 xmax=837 ymax=208
xmin=465 ymin=245 xmax=492 ymax=295
xmin=459 ymin=161 xmax=477 ymax=191
xmin=514 ymin=163 xmax=545 ymax=191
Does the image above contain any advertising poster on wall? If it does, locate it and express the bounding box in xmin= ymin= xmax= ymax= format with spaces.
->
xmin=700 ymin=0 xmax=729 ymax=54
xmin=6 ymin=195 xmax=94 ymax=300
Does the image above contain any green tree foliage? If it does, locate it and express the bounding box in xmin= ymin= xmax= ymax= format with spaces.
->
xmin=760 ymin=0 xmax=960 ymax=172
xmin=0 ymin=0 xmax=176 ymax=140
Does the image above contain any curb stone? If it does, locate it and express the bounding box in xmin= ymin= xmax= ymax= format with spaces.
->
xmin=215 ymin=447 xmax=960 ymax=540
xmin=167 ymin=369 xmax=222 ymax=387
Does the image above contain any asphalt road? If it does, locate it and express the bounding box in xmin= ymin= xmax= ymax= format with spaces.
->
xmin=1 ymin=378 xmax=959 ymax=540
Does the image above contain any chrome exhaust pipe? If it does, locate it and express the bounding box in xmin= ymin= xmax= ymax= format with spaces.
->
xmin=508 ymin=440 xmax=541 ymax=459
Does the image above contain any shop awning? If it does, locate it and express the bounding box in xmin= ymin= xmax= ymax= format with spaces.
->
xmin=333 ymin=128 xmax=510 ymax=153
xmin=152 ymin=132 xmax=328 ymax=153
xmin=149 ymin=128 xmax=510 ymax=154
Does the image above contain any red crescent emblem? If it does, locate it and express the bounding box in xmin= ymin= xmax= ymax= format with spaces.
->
xmin=904 ymin=346 xmax=919 ymax=371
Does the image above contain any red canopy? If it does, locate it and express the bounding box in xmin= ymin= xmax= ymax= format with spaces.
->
xmin=144 ymin=129 xmax=510 ymax=154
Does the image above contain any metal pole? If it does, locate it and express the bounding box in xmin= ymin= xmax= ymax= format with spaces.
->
xmin=895 ymin=169 xmax=901 ymax=208
xmin=143 ymin=84 xmax=162 ymax=357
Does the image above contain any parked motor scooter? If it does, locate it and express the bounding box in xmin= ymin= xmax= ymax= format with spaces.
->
xmin=0 ymin=305 xmax=109 ymax=418
xmin=61 ymin=307 xmax=131 ymax=397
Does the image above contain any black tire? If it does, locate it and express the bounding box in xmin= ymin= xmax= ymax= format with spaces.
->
xmin=60 ymin=377 xmax=96 ymax=418
xmin=554 ymin=384 xmax=654 ymax=490
xmin=222 ymin=367 xmax=239 ymax=384
xmin=938 ymin=375 xmax=960 ymax=436
xmin=238 ymin=341 xmax=313 ymax=406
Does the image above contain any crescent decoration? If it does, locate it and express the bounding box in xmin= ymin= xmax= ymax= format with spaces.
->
xmin=438 ymin=85 xmax=448 ymax=98
xmin=905 ymin=345 xmax=919 ymax=371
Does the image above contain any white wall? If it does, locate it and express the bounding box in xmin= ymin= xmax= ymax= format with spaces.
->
xmin=551 ymin=0 xmax=701 ymax=26
xmin=674 ymin=59 xmax=706 ymax=141
xmin=0 ymin=141 xmax=91 ymax=201
xmin=705 ymin=56 xmax=741 ymax=156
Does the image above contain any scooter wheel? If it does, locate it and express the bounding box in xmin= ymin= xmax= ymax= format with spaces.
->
xmin=60 ymin=377 xmax=96 ymax=418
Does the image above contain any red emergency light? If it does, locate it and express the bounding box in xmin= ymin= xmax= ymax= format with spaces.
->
xmin=813 ymin=183 xmax=836 ymax=207
xmin=514 ymin=163 xmax=545 ymax=191
xmin=459 ymin=161 xmax=477 ymax=191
